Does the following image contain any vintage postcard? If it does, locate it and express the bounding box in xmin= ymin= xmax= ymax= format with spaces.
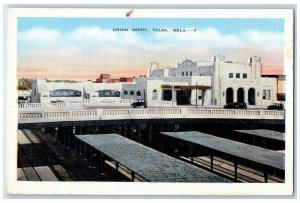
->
xmin=6 ymin=8 xmax=294 ymax=195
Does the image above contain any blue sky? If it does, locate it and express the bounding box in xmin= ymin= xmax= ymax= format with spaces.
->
xmin=17 ymin=17 xmax=285 ymax=80
xmin=18 ymin=18 xmax=284 ymax=33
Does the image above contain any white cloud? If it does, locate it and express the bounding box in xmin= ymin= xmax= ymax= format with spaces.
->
xmin=69 ymin=26 xmax=148 ymax=49
xmin=18 ymin=28 xmax=61 ymax=41
xmin=152 ymin=27 xmax=243 ymax=48
xmin=18 ymin=27 xmax=65 ymax=48
xmin=242 ymin=30 xmax=284 ymax=46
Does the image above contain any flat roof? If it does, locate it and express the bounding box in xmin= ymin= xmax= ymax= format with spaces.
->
xmin=235 ymin=129 xmax=285 ymax=141
xmin=161 ymin=131 xmax=284 ymax=171
xmin=75 ymin=134 xmax=230 ymax=182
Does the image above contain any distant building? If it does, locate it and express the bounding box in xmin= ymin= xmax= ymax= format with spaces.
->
xmin=95 ymin=74 xmax=111 ymax=83
xmin=95 ymin=74 xmax=133 ymax=83
xmin=261 ymin=75 xmax=286 ymax=102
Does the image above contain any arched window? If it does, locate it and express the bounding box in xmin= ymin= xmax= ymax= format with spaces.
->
xmin=124 ymin=90 xmax=128 ymax=95
xmin=136 ymin=91 xmax=141 ymax=96
xmin=130 ymin=90 xmax=134 ymax=96
xmin=152 ymin=89 xmax=157 ymax=100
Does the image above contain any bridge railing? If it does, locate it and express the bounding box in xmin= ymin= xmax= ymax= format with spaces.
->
xmin=19 ymin=112 xmax=43 ymax=119
xmin=71 ymin=110 xmax=98 ymax=117
xmin=18 ymin=107 xmax=284 ymax=123
xmin=18 ymin=99 xmax=134 ymax=110
xmin=19 ymin=103 xmax=46 ymax=109
xmin=45 ymin=112 xmax=70 ymax=118
xmin=18 ymin=100 xmax=177 ymax=109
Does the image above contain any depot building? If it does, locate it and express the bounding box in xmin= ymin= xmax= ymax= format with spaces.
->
xmin=30 ymin=55 xmax=283 ymax=108
xmin=122 ymin=55 xmax=281 ymax=107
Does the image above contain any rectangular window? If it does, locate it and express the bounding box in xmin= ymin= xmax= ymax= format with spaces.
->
xmin=266 ymin=90 xmax=271 ymax=100
xmin=186 ymin=71 xmax=188 ymax=76
xmin=190 ymin=71 xmax=192 ymax=76
xmin=262 ymin=90 xmax=266 ymax=100
xmin=229 ymin=73 xmax=233 ymax=78
xmin=236 ymin=73 xmax=240 ymax=78
xmin=243 ymin=73 xmax=247 ymax=78
xmin=182 ymin=72 xmax=184 ymax=76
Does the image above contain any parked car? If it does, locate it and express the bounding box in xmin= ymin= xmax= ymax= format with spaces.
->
xmin=130 ymin=101 xmax=147 ymax=108
xmin=224 ymin=102 xmax=247 ymax=109
xmin=50 ymin=100 xmax=64 ymax=103
xmin=267 ymin=103 xmax=284 ymax=110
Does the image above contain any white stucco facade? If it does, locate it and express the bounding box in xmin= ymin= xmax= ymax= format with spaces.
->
xmin=31 ymin=80 xmax=124 ymax=103
xmin=143 ymin=55 xmax=279 ymax=107
xmin=30 ymin=55 xmax=281 ymax=108
xmin=30 ymin=79 xmax=85 ymax=103
xmin=212 ymin=55 xmax=278 ymax=107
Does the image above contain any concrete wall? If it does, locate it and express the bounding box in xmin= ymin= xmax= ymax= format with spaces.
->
xmin=122 ymin=82 xmax=147 ymax=101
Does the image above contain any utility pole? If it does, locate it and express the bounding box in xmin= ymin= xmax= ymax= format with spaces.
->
xmin=172 ymin=85 xmax=174 ymax=106
xmin=196 ymin=83 xmax=198 ymax=108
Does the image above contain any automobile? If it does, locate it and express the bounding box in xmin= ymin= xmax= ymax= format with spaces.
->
xmin=224 ymin=102 xmax=247 ymax=109
xmin=130 ymin=101 xmax=147 ymax=108
xmin=267 ymin=103 xmax=284 ymax=110
xmin=50 ymin=100 xmax=64 ymax=103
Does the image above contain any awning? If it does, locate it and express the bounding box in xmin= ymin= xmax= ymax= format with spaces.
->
xmin=161 ymin=85 xmax=210 ymax=90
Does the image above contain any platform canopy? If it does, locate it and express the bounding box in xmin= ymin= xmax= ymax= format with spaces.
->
xmin=75 ymin=133 xmax=231 ymax=183
xmin=235 ymin=129 xmax=285 ymax=141
xmin=161 ymin=131 xmax=284 ymax=171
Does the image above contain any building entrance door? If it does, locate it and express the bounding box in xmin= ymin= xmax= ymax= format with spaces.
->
xmin=176 ymin=90 xmax=191 ymax=105
xmin=226 ymin=88 xmax=234 ymax=104
xmin=162 ymin=89 xmax=172 ymax=101
xmin=248 ymin=88 xmax=256 ymax=105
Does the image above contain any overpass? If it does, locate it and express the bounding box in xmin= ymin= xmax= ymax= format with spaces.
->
xmin=18 ymin=103 xmax=285 ymax=129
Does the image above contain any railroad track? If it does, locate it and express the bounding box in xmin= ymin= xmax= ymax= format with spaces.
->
xmin=29 ymin=129 xmax=138 ymax=182
xmin=18 ymin=144 xmax=42 ymax=181
xmin=17 ymin=129 xmax=76 ymax=181
xmin=180 ymin=156 xmax=284 ymax=183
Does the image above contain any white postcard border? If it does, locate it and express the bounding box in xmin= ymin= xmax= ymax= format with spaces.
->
xmin=6 ymin=8 xmax=294 ymax=195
